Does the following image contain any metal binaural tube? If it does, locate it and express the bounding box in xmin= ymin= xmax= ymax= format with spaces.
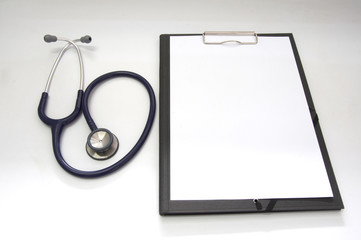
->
xmin=43 ymin=36 xmax=90 ymax=93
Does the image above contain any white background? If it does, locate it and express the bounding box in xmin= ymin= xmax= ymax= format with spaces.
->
xmin=0 ymin=0 xmax=360 ymax=239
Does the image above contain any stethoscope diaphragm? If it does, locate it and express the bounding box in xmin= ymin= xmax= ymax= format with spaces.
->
xmin=86 ymin=128 xmax=119 ymax=160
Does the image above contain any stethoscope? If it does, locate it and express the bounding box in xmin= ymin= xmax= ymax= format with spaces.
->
xmin=38 ymin=35 xmax=156 ymax=178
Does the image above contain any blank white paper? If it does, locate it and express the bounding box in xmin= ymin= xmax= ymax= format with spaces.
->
xmin=169 ymin=35 xmax=333 ymax=200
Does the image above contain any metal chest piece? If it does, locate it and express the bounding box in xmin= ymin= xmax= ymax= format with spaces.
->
xmin=86 ymin=128 xmax=119 ymax=160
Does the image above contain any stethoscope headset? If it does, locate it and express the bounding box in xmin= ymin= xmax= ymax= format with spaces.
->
xmin=38 ymin=35 xmax=156 ymax=178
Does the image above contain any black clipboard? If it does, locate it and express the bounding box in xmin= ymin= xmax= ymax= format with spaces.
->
xmin=159 ymin=32 xmax=343 ymax=215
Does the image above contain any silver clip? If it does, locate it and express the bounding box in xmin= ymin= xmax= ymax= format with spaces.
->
xmin=202 ymin=31 xmax=258 ymax=45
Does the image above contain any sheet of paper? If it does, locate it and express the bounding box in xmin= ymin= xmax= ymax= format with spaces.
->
xmin=170 ymin=35 xmax=333 ymax=200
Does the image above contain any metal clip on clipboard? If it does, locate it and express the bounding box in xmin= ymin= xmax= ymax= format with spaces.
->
xmin=202 ymin=31 xmax=258 ymax=45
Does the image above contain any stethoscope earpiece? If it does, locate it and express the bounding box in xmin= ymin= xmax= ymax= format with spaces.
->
xmin=44 ymin=34 xmax=57 ymax=43
xmin=86 ymin=128 xmax=119 ymax=160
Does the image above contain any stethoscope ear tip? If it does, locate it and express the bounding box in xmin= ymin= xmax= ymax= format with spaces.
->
xmin=44 ymin=34 xmax=57 ymax=43
xmin=80 ymin=35 xmax=92 ymax=44
xmin=43 ymin=34 xmax=92 ymax=44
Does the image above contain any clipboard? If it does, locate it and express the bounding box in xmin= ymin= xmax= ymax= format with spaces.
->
xmin=159 ymin=32 xmax=343 ymax=215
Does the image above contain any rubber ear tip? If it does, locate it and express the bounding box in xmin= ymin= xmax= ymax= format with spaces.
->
xmin=80 ymin=35 xmax=92 ymax=43
xmin=44 ymin=34 xmax=57 ymax=43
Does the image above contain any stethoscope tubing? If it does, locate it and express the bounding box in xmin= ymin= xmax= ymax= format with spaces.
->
xmin=38 ymin=71 xmax=156 ymax=178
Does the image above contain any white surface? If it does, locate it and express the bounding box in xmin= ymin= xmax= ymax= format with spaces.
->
xmin=0 ymin=0 xmax=360 ymax=239
xmin=170 ymin=36 xmax=332 ymax=200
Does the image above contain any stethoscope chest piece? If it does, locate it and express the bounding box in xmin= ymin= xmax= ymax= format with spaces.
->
xmin=86 ymin=128 xmax=119 ymax=160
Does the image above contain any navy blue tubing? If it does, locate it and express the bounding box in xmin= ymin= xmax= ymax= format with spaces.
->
xmin=38 ymin=71 xmax=156 ymax=178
